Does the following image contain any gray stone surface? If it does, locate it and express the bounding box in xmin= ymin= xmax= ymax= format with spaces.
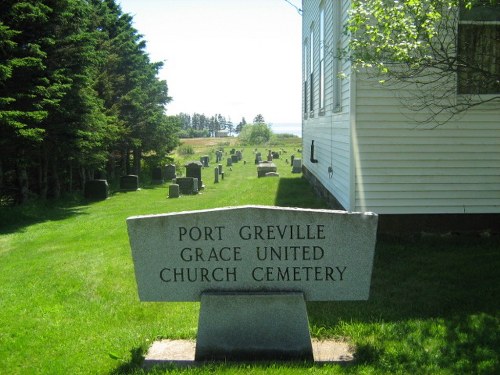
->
xmin=175 ymin=177 xmax=197 ymax=195
xmin=164 ymin=164 xmax=176 ymax=181
xmin=143 ymin=339 xmax=353 ymax=367
xmin=195 ymin=292 xmax=313 ymax=361
xmin=84 ymin=179 xmax=108 ymax=200
xmin=257 ymin=162 xmax=277 ymax=177
xmin=169 ymin=184 xmax=180 ymax=198
xmin=185 ymin=161 xmax=203 ymax=190
xmin=120 ymin=175 xmax=139 ymax=191
xmin=292 ymin=158 xmax=302 ymax=173
xmin=127 ymin=205 xmax=378 ymax=302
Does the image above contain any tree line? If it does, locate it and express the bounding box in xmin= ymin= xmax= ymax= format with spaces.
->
xmin=177 ymin=113 xmax=269 ymax=138
xmin=0 ymin=0 xmax=180 ymax=204
xmin=177 ymin=113 xmax=249 ymax=138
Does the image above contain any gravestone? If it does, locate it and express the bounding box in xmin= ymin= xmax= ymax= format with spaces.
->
xmin=267 ymin=150 xmax=273 ymax=161
xmin=272 ymin=151 xmax=280 ymax=159
xmin=120 ymin=175 xmax=139 ymax=191
xmin=93 ymin=170 xmax=106 ymax=180
xmin=164 ymin=164 xmax=176 ymax=181
xmin=292 ymin=158 xmax=302 ymax=174
xmin=257 ymin=162 xmax=277 ymax=177
xmin=231 ymin=154 xmax=239 ymax=163
xmin=291 ymin=154 xmax=295 ymax=165
xmin=227 ymin=158 xmax=233 ymax=167
xmin=235 ymin=150 xmax=242 ymax=161
xmin=218 ymin=164 xmax=223 ymax=175
xmin=216 ymin=150 xmax=223 ymax=163
xmin=127 ymin=206 xmax=378 ymax=362
xmin=175 ymin=177 xmax=198 ymax=195
xmin=152 ymin=167 xmax=164 ymax=184
xmin=214 ymin=167 xmax=219 ymax=183
xmin=185 ymin=161 xmax=203 ymax=190
xmin=200 ymin=156 xmax=209 ymax=168
xmin=169 ymin=184 xmax=180 ymax=198
xmin=84 ymin=179 xmax=108 ymax=200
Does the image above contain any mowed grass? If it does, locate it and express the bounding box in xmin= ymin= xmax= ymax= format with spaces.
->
xmin=1 ymin=140 xmax=499 ymax=374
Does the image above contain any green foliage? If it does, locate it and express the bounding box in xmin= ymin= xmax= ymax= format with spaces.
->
xmin=0 ymin=0 xmax=178 ymax=203
xmin=238 ymin=123 xmax=272 ymax=145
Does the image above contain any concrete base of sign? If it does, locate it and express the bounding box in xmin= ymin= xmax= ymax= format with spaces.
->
xmin=195 ymin=292 xmax=313 ymax=361
xmin=143 ymin=339 xmax=354 ymax=368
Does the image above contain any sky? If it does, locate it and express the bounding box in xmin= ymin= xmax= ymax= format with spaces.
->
xmin=117 ymin=0 xmax=302 ymax=133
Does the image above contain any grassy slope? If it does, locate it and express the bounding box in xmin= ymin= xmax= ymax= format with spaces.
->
xmin=0 ymin=139 xmax=499 ymax=374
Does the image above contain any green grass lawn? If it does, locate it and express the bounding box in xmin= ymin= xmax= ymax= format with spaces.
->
xmin=1 ymin=142 xmax=499 ymax=374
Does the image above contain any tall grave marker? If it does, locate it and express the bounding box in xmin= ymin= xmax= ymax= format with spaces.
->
xmin=127 ymin=206 xmax=378 ymax=361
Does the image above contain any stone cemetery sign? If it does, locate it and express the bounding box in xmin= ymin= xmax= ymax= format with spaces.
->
xmin=128 ymin=206 xmax=377 ymax=301
xmin=128 ymin=206 xmax=377 ymax=361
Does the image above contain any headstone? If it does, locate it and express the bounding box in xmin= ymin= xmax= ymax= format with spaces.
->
xmin=255 ymin=155 xmax=262 ymax=164
xmin=169 ymin=184 xmax=180 ymax=198
xmin=84 ymin=179 xmax=108 ymax=200
xmin=227 ymin=158 xmax=233 ymax=167
xmin=127 ymin=206 xmax=378 ymax=361
xmin=216 ymin=150 xmax=223 ymax=163
xmin=230 ymin=148 xmax=236 ymax=155
xmin=164 ymin=164 xmax=176 ymax=181
xmin=185 ymin=161 xmax=203 ymax=190
xmin=120 ymin=175 xmax=139 ymax=191
xmin=292 ymin=158 xmax=302 ymax=174
xmin=152 ymin=167 xmax=164 ymax=184
xmin=231 ymin=154 xmax=238 ymax=163
xmin=218 ymin=164 xmax=223 ymax=175
xmin=291 ymin=154 xmax=295 ymax=165
xmin=272 ymin=151 xmax=280 ymax=159
xmin=175 ymin=177 xmax=198 ymax=195
xmin=235 ymin=150 xmax=242 ymax=161
xmin=93 ymin=170 xmax=106 ymax=180
xmin=200 ymin=156 xmax=209 ymax=168
xmin=214 ymin=167 xmax=219 ymax=183
xmin=267 ymin=150 xmax=273 ymax=161
xmin=257 ymin=162 xmax=277 ymax=177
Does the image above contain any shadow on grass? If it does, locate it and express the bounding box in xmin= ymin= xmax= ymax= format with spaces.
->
xmin=274 ymin=177 xmax=326 ymax=208
xmin=308 ymin=235 xmax=500 ymax=325
xmin=0 ymin=195 xmax=90 ymax=234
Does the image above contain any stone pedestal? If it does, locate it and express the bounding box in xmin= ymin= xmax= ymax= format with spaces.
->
xmin=195 ymin=292 xmax=313 ymax=362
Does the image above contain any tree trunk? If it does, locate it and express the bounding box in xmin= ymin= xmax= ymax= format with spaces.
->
xmin=39 ymin=146 xmax=49 ymax=200
xmin=51 ymin=157 xmax=61 ymax=199
xmin=133 ymin=147 xmax=142 ymax=176
xmin=16 ymin=163 xmax=29 ymax=204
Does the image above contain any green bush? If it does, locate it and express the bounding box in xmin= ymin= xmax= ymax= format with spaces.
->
xmin=238 ymin=123 xmax=272 ymax=145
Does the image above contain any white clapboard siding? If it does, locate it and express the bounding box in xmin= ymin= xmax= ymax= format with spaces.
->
xmin=354 ymin=74 xmax=500 ymax=214
xmin=302 ymin=0 xmax=353 ymax=209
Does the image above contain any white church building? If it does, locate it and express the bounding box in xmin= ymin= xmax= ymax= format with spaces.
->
xmin=301 ymin=1 xmax=500 ymax=231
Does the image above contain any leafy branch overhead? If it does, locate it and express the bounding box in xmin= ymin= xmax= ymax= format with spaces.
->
xmin=346 ymin=0 xmax=500 ymax=123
